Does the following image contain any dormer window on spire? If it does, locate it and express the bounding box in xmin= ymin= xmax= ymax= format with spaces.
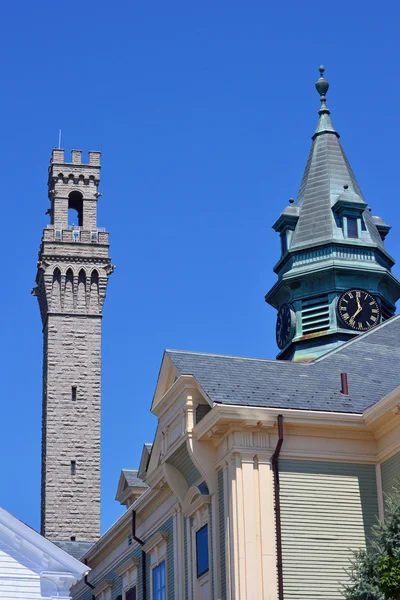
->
xmin=346 ymin=217 xmax=358 ymax=239
xmin=272 ymin=198 xmax=299 ymax=256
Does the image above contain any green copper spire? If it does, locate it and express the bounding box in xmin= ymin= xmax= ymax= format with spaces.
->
xmin=265 ymin=66 xmax=400 ymax=362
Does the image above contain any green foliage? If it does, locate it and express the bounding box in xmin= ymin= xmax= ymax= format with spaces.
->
xmin=343 ymin=480 xmax=400 ymax=600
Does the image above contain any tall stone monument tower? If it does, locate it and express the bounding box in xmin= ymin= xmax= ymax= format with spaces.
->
xmin=33 ymin=149 xmax=113 ymax=544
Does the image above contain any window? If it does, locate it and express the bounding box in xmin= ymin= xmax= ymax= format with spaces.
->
xmin=152 ymin=562 xmax=166 ymax=600
xmin=70 ymin=536 xmax=76 ymax=541
xmin=71 ymin=460 xmax=76 ymax=475
xmin=126 ymin=588 xmax=136 ymax=600
xmin=196 ymin=525 xmax=209 ymax=577
xmin=71 ymin=386 xmax=77 ymax=401
xmin=347 ymin=217 xmax=358 ymax=238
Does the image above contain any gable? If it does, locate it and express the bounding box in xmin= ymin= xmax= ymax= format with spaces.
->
xmin=0 ymin=507 xmax=88 ymax=599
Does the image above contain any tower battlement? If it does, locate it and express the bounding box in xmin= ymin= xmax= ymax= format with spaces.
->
xmin=47 ymin=149 xmax=104 ymax=231
xmin=50 ymin=148 xmax=101 ymax=166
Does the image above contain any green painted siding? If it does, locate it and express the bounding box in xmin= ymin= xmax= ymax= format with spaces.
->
xmin=165 ymin=517 xmax=174 ymax=599
xmin=279 ymin=459 xmax=378 ymax=599
xmin=167 ymin=443 xmax=201 ymax=487
xmin=73 ymin=520 xmax=174 ymax=600
xmin=218 ymin=470 xmax=226 ymax=600
xmin=381 ymin=451 xmax=400 ymax=504
xmin=73 ymin=545 xmax=142 ymax=600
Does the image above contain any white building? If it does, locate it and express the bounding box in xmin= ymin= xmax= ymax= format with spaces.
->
xmin=0 ymin=506 xmax=89 ymax=600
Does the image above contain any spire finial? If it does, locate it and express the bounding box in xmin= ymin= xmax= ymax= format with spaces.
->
xmin=315 ymin=65 xmax=330 ymax=116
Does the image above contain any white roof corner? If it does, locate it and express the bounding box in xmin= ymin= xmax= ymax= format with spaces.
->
xmin=0 ymin=506 xmax=89 ymax=599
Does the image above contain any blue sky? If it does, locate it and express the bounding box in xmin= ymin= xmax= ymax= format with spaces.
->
xmin=1 ymin=1 xmax=400 ymax=534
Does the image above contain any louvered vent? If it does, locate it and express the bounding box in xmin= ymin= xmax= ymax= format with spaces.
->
xmin=302 ymin=295 xmax=330 ymax=334
xmin=381 ymin=298 xmax=394 ymax=322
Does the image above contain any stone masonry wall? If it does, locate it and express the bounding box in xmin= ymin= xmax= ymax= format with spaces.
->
xmin=42 ymin=314 xmax=102 ymax=541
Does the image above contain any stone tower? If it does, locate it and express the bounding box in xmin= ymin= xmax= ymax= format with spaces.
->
xmin=266 ymin=67 xmax=400 ymax=361
xmin=33 ymin=149 xmax=113 ymax=543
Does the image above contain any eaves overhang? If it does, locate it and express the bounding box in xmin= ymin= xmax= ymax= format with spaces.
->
xmin=193 ymin=403 xmax=365 ymax=443
xmin=193 ymin=399 xmax=400 ymax=445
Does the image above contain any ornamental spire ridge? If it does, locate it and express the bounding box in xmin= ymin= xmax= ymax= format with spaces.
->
xmin=315 ymin=65 xmax=330 ymax=115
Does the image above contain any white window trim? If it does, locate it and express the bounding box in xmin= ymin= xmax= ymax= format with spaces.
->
xmin=115 ymin=556 xmax=140 ymax=599
xmin=93 ymin=579 xmax=113 ymax=600
xmin=142 ymin=531 xmax=169 ymax=599
xmin=183 ymin=486 xmax=212 ymax=600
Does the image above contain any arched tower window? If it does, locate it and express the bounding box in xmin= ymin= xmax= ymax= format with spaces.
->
xmin=77 ymin=269 xmax=86 ymax=312
xmin=68 ymin=191 xmax=83 ymax=227
xmin=89 ymin=270 xmax=99 ymax=313
xmin=64 ymin=269 xmax=74 ymax=312
xmin=51 ymin=268 xmax=61 ymax=311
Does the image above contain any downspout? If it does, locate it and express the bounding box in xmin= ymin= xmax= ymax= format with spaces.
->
xmin=271 ymin=414 xmax=284 ymax=600
xmin=132 ymin=509 xmax=147 ymax=600
xmin=83 ymin=559 xmax=95 ymax=600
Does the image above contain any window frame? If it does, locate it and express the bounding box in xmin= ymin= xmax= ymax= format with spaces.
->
xmin=346 ymin=216 xmax=359 ymax=239
xmin=152 ymin=561 xmax=166 ymax=600
xmin=125 ymin=586 xmax=137 ymax=600
xmin=142 ymin=531 xmax=169 ymax=600
xmin=195 ymin=524 xmax=209 ymax=578
xmin=115 ymin=556 xmax=140 ymax=600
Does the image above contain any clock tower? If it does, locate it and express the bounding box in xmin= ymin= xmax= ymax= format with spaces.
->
xmin=266 ymin=67 xmax=400 ymax=361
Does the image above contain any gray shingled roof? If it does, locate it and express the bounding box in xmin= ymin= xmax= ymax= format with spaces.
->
xmin=52 ymin=540 xmax=94 ymax=561
xmin=122 ymin=469 xmax=148 ymax=488
xmin=289 ymin=81 xmax=385 ymax=252
xmin=166 ymin=315 xmax=400 ymax=414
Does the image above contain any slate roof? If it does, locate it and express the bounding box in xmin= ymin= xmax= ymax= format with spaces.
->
xmin=166 ymin=314 xmax=400 ymax=414
xmin=289 ymin=69 xmax=385 ymax=252
xmin=52 ymin=540 xmax=94 ymax=561
xmin=122 ymin=469 xmax=149 ymax=488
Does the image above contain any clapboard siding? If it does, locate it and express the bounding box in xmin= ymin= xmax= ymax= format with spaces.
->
xmin=279 ymin=459 xmax=378 ymax=599
xmin=165 ymin=517 xmax=174 ymax=599
xmin=0 ymin=545 xmax=45 ymax=599
xmin=218 ymin=470 xmax=226 ymax=600
xmin=381 ymin=451 xmax=400 ymax=502
xmin=167 ymin=444 xmax=201 ymax=487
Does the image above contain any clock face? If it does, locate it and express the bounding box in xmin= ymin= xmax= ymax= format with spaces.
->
xmin=276 ymin=304 xmax=296 ymax=349
xmin=337 ymin=289 xmax=381 ymax=331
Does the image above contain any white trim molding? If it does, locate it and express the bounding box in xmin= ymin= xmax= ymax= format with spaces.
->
xmin=143 ymin=531 xmax=169 ymax=600
xmin=115 ymin=557 xmax=140 ymax=598
xmin=93 ymin=579 xmax=113 ymax=600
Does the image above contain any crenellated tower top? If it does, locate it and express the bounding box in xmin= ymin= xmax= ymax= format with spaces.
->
xmin=48 ymin=148 xmax=101 ymax=231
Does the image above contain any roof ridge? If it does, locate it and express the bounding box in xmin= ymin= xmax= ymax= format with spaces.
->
xmin=166 ymin=348 xmax=303 ymax=364
xmin=313 ymin=313 xmax=400 ymax=363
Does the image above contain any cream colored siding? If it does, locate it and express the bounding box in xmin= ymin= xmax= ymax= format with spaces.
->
xmin=381 ymin=451 xmax=400 ymax=502
xmin=218 ymin=470 xmax=226 ymax=600
xmin=279 ymin=459 xmax=378 ymax=599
